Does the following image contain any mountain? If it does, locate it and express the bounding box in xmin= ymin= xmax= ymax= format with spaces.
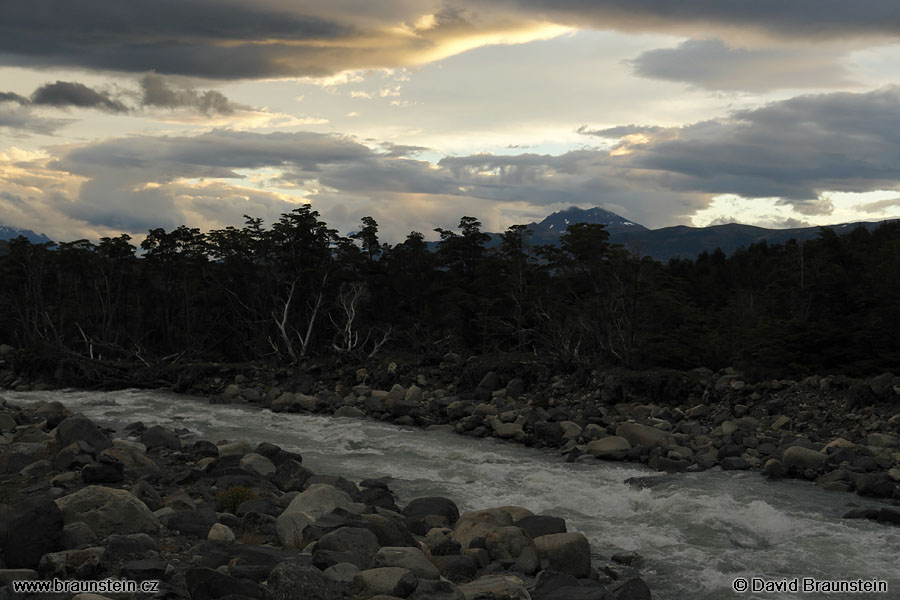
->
xmin=527 ymin=206 xmax=648 ymax=243
xmin=0 ymin=225 xmax=53 ymax=245
xmin=487 ymin=207 xmax=897 ymax=261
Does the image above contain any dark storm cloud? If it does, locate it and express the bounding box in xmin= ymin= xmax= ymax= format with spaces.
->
xmin=0 ymin=92 xmax=29 ymax=104
xmin=30 ymin=81 xmax=128 ymax=112
xmin=629 ymin=39 xmax=856 ymax=91
xmin=139 ymin=73 xmax=240 ymax=114
xmin=0 ymin=0 xmax=352 ymax=78
xmin=596 ymin=86 xmax=900 ymax=212
xmin=5 ymin=0 xmax=900 ymax=80
xmin=505 ymin=0 xmax=900 ymax=39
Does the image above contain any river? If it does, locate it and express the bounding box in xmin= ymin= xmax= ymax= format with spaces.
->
xmin=4 ymin=388 xmax=898 ymax=599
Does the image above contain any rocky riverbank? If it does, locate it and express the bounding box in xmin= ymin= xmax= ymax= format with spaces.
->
xmin=190 ymin=360 xmax=900 ymax=518
xmin=0 ymin=396 xmax=653 ymax=600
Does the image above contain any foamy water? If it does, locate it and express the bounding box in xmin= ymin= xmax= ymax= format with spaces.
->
xmin=5 ymin=389 xmax=898 ymax=599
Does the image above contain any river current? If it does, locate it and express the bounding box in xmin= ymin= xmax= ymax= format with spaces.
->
xmin=4 ymin=389 xmax=898 ymax=599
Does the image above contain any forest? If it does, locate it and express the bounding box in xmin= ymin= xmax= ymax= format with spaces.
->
xmin=1 ymin=206 xmax=899 ymax=382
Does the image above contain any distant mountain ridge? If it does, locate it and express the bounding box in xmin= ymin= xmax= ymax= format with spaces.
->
xmin=488 ymin=207 xmax=898 ymax=261
xmin=0 ymin=225 xmax=53 ymax=245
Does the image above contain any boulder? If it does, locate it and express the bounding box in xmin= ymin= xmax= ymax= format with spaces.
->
xmin=38 ymin=547 xmax=104 ymax=580
xmin=534 ymin=533 xmax=591 ymax=578
xmin=353 ymin=567 xmax=419 ymax=599
xmin=403 ymin=496 xmax=460 ymax=525
xmin=314 ymin=526 xmax=382 ymax=570
xmin=532 ymin=571 xmax=613 ymax=600
xmin=240 ymin=452 xmax=276 ymax=477
xmin=615 ymin=423 xmax=667 ymax=449
xmin=55 ymin=486 xmax=159 ymax=537
xmin=610 ymin=577 xmax=652 ymax=600
xmin=0 ymin=412 xmax=18 ymax=432
xmin=266 ymin=561 xmax=344 ymax=600
xmin=866 ymin=433 xmax=899 ymax=448
xmin=56 ymin=416 xmax=110 ymax=452
xmin=162 ymin=509 xmax=217 ymax=537
xmin=54 ymin=441 xmax=95 ymax=470
xmin=453 ymin=509 xmax=515 ymax=549
xmin=272 ymin=459 xmax=314 ymax=492
xmin=207 ymin=523 xmax=235 ymax=543
xmin=61 ymin=521 xmax=98 ymax=549
xmin=587 ymin=437 xmax=631 ymax=460
xmin=782 ymin=446 xmax=827 ymax=472
xmin=217 ymin=440 xmax=251 ymax=457
xmin=1 ymin=496 xmax=63 ymax=568
xmin=2 ymin=442 xmax=49 ymax=473
xmin=324 ymin=562 xmax=360 ymax=585
xmin=139 ymin=425 xmax=181 ymax=450
xmin=282 ymin=483 xmax=354 ymax=521
xmin=185 ymin=567 xmax=260 ymax=600
xmin=515 ymin=515 xmax=567 ymax=539
xmin=97 ymin=446 xmax=160 ymax=479
xmin=374 ymin=546 xmax=440 ymax=580
xmin=431 ymin=554 xmax=477 ymax=583
xmin=120 ymin=558 xmax=167 ymax=582
xmin=458 ymin=575 xmax=529 ymax=600
xmin=485 ymin=526 xmax=538 ymax=574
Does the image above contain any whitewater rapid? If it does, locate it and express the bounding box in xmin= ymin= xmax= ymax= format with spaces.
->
xmin=4 ymin=389 xmax=898 ymax=599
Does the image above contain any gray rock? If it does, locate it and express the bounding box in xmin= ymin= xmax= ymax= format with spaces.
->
xmin=272 ymin=459 xmax=314 ymax=492
xmin=0 ymin=413 xmax=17 ymax=432
xmin=265 ymin=561 xmax=345 ymax=600
xmin=2 ymin=442 xmax=48 ymax=473
xmin=0 ymin=569 xmax=38 ymax=585
xmin=431 ymin=555 xmax=476 ymax=583
xmin=403 ymin=496 xmax=460 ymax=525
xmin=610 ymin=577 xmax=651 ymax=600
xmin=782 ymin=446 xmax=827 ymax=472
xmin=314 ymin=526 xmax=381 ymax=570
xmin=55 ymin=485 xmax=159 ymax=537
xmin=98 ymin=446 xmax=161 ymax=479
xmin=120 ymin=558 xmax=167 ymax=582
xmin=61 ymin=521 xmax=98 ymax=549
xmin=453 ymin=509 xmax=513 ymax=549
xmin=56 ymin=416 xmax=110 ymax=452
xmin=207 ymin=523 xmax=235 ymax=542
xmin=374 ymin=546 xmax=440 ymax=580
xmin=514 ymin=515 xmax=567 ymax=539
xmin=282 ymin=483 xmax=354 ymax=521
xmin=335 ymin=406 xmax=366 ymax=418
xmin=353 ymin=567 xmax=419 ymax=599
xmin=38 ymin=547 xmax=104 ymax=579
xmin=162 ymin=509 xmax=217 ymax=537
xmin=1 ymin=496 xmax=63 ymax=568
xmin=458 ymin=575 xmax=529 ymax=600
xmin=217 ymin=440 xmax=251 ymax=456
xmin=54 ymin=441 xmax=95 ymax=470
xmin=409 ymin=579 xmax=465 ymax=600
xmin=534 ymin=532 xmax=591 ymax=578
xmin=324 ymin=561 xmax=360 ymax=584
xmin=239 ymin=452 xmax=276 ymax=477
xmin=615 ymin=423 xmax=667 ymax=449
xmin=587 ymin=437 xmax=631 ymax=460
xmin=485 ymin=526 xmax=538 ymax=574
xmin=139 ymin=425 xmax=181 ymax=450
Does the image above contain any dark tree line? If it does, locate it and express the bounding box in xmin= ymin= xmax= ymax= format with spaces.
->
xmin=2 ymin=206 xmax=899 ymax=380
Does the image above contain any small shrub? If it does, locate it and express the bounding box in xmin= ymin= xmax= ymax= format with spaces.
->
xmin=216 ymin=485 xmax=258 ymax=513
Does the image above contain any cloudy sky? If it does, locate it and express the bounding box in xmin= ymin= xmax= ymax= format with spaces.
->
xmin=4 ymin=1 xmax=900 ymax=243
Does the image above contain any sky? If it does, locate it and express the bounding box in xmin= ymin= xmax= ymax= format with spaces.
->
xmin=4 ymin=1 xmax=900 ymax=243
